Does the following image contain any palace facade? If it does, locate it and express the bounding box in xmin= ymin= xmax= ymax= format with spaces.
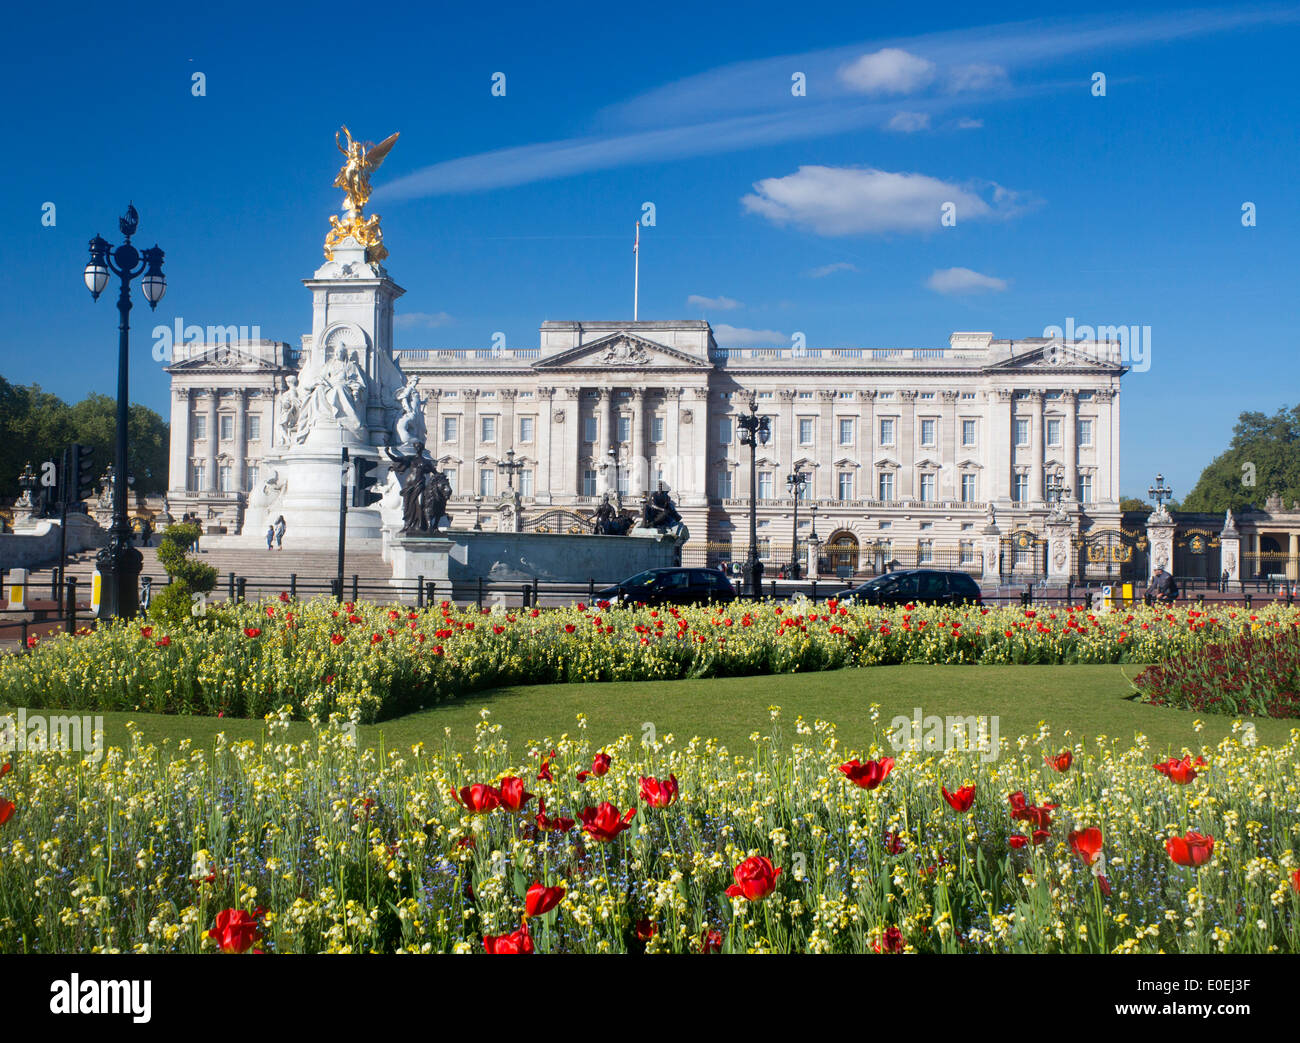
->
xmin=166 ymin=319 xmax=1130 ymax=579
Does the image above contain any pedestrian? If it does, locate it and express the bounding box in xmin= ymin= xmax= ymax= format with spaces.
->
xmin=1220 ymin=568 xmax=1229 ymax=593
xmin=274 ymin=515 xmax=286 ymax=551
xmin=266 ymin=523 xmax=275 ymax=551
xmin=1145 ymin=567 xmax=1178 ymax=606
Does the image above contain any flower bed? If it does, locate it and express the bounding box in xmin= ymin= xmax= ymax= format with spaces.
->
xmin=0 ymin=711 xmax=1296 ymax=953
xmin=3 ymin=597 xmax=1298 ymax=723
xmin=1132 ymin=628 xmax=1300 ymax=717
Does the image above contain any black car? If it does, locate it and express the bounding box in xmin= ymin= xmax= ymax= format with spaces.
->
xmin=596 ymin=567 xmax=737 ymax=607
xmin=842 ymin=569 xmax=983 ymax=607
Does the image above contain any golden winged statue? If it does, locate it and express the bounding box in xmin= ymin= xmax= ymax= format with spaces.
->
xmin=325 ymin=126 xmax=400 ymax=264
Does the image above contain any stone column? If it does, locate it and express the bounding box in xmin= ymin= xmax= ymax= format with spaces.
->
xmin=779 ymin=389 xmax=796 ymax=474
xmin=536 ymin=387 xmax=554 ymax=505
xmin=859 ymin=390 xmax=876 ymax=501
xmin=941 ymin=390 xmax=958 ymax=502
xmin=234 ymin=391 xmax=248 ymax=494
xmin=630 ymin=388 xmax=646 ymax=496
xmin=501 ymin=388 xmax=517 ymax=456
xmin=664 ymin=387 xmax=683 ymax=495
xmin=169 ymin=388 xmax=192 ymax=492
xmin=1289 ymin=532 xmax=1299 ymax=582
xmin=899 ymin=390 xmax=917 ymax=501
xmin=1029 ymin=391 xmax=1044 ymax=509
xmin=1096 ymin=389 xmax=1115 ymax=504
xmin=994 ymin=388 xmax=1013 ymax=504
xmin=564 ymin=387 xmax=583 ymax=495
xmin=426 ymin=388 xmax=442 ymax=458
xmin=685 ymin=386 xmax=711 ymax=504
xmin=1220 ymin=510 xmax=1240 ymax=586
xmin=1062 ymin=390 xmax=1078 ymax=500
xmin=816 ymin=390 xmax=835 ymax=500
xmin=206 ymin=390 xmax=219 ymax=493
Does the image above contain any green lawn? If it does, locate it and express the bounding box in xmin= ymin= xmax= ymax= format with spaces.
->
xmin=11 ymin=664 xmax=1292 ymax=758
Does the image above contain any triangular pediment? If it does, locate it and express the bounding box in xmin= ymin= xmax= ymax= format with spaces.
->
xmin=533 ymin=331 xmax=711 ymax=371
xmin=166 ymin=347 xmax=284 ymax=374
xmin=987 ymin=343 xmax=1125 ymax=372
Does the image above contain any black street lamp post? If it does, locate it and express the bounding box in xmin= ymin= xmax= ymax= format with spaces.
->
xmin=497 ymin=448 xmax=525 ymax=491
xmin=84 ymin=205 xmax=166 ymax=620
xmin=736 ymin=400 xmax=771 ymax=599
xmin=1148 ymin=473 xmax=1173 ymax=510
xmin=786 ymin=470 xmax=809 ymax=579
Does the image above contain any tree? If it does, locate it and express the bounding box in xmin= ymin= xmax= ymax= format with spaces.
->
xmin=0 ymin=376 xmax=169 ymax=499
xmin=1181 ymin=405 xmax=1300 ymax=513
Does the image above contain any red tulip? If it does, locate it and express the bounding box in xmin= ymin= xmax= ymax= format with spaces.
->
xmin=483 ymin=922 xmax=534 ymax=954
xmin=725 ymin=855 xmax=781 ymax=901
xmin=636 ymin=919 xmax=657 ymax=942
xmin=1031 ymin=829 xmax=1051 ymax=846
xmin=497 ymin=776 xmax=535 ymax=813
xmin=639 ymin=774 xmax=679 ymax=808
xmin=1009 ymin=835 xmax=1028 ymax=849
xmin=451 ymin=783 xmax=501 ymax=814
xmin=0 ymin=798 xmax=14 ymax=826
xmin=577 ymin=752 xmax=612 ymax=781
xmin=883 ymin=831 xmax=906 ymax=854
xmin=524 ymin=881 xmax=565 ymax=918
xmin=700 ymin=929 xmax=723 ymax=953
xmin=942 ymin=784 xmax=976 ymax=812
xmin=1291 ymin=869 xmax=1300 ymax=893
xmin=1166 ymin=831 xmax=1215 ymax=867
xmin=839 ymin=757 xmax=895 ymax=790
xmin=873 ymin=926 xmax=905 ymax=953
xmin=1068 ymin=827 xmax=1104 ymax=867
xmin=211 ymin=908 xmax=261 ymax=953
xmin=0 ymin=762 xmax=10 ymax=778
xmin=537 ymin=750 xmax=556 ymax=783
xmin=1097 ymin=874 xmax=1112 ymax=897
xmin=1045 ymin=751 xmax=1073 ymax=773
xmin=1008 ymin=791 xmax=1058 ymax=830
xmin=578 ymin=802 xmax=635 ymax=842
xmin=1154 ymin=756 xmax=1205 ymax=785
xmin=535 ymin=799 xmax=575 ymax=833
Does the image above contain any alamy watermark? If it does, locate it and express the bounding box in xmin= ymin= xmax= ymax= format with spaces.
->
xmin=887 ymin=707 xmax=1001 ymax=763
xmin=1 ymin=710 xmax=105 ymax=764
xmin=151 ymin=318 xmax=264 ymax=364
xmin=1042 ymin=317 xmax=1151 ymax=372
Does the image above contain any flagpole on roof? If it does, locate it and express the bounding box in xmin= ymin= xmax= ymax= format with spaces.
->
xmin=633 ymin=221 xmax=640 ymax=322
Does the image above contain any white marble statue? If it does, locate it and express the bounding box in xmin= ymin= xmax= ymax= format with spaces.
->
xmin=298 ymin=347 xmax=367 ymax=436
xmin=394 ymin=375 xmax=427 ymax=447
xmin=278 ymin=376 xmax=304 ymax=445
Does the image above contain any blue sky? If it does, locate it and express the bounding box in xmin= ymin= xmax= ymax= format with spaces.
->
xmin=2 ymin=0 xmax=1297 ymax=499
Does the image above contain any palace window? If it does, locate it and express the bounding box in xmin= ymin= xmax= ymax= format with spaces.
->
xmin=962 ymin=419 xmax=977 ymax=446
xmin=1015 ymin=419 xmax=1030 ymax=446
xmin=583 ymin=417 xmax=598 ymax=444
xmin=920 ymin=419 xmax=936 ymax=446
xmin=519 ymin=469 xmax=534 ymax=497
xmin=798 ymin=418 xmax=814 ymax=445
xmin=519 ymin=416 xmax=534 ymax=443
xmin=959 ymin=541 xmax=975 ymax=565
xmin=445 ymin=469 xmax=458 ymax=494
xmin=716 ymin=470 xmax=733 ymax=499
xmin=919 ymin=392 xmax=935 ymax=400
xmin=619 ymin=415 xmax=632 ymax=443
xmin=919 ymin=473 xmax=936 ymax=501
xmin=247 ymin=464 xmax=259 ymax=492
xmin=479 ymin=469 xmax=495 ymax=496
xmin=192 ymin=462 xmax=205 ymax=490
xmin=1080 ymin=474 xmax=1093 ymax=503
xmin=838 ymin=418 xmax=854 ymax=445
xmin=651 ymin=416 xmax=664 ymax=443
xmin=837 ymin=472 xmax=853 ymax=500
xmin=248 ymin=415 xmax=261 ymax=441
xmin=961 ymin=473 xmax=977 ymax=502
xmin=1078 ymin=419 xmax=1094 ymax=446
xmin=918 ymin=541 xmax=933 ymax=564
xmin=1046 ymin=418 xmax=1062 ymax=446
xmin=797 ymin=391 xmax=813 ymax=400
xmin=718 ymin=417 xmax=732 ymax=444
xmin=193 ymin=416 xmax=207 ymax=441
xmin=581 ymin=470 xmax=597 ymax=496
xmin=219 ymin=465 xmax=232 ymax=492
xmin=480 ymin=416 xmax=497 ymax=443
xmin=442 ymin=416 xmax=459 ymax=442
xmin=878 ymin=472 xmax=895 ymax=501
xmin=758 ymin=471 xmax=774 ymax=500
xmin=879 ymin=418 xmax=896 ymax=445
xmin=1013 ymin=474 xmax=1029 ymax=503
xmin=220 ymin=415 xmax=233 ymax=441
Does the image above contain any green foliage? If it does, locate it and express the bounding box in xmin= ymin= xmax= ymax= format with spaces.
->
xmin=0 ymin=374 xmax=169 ymax=499
xmin=1182 ymin=404 xmax=1300 ymax=513
xmin=148 ymin=523 xmax=217 ymax=624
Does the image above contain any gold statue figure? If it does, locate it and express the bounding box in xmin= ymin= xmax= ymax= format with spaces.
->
xmin=325 ymin=126 xmax=400 ymax=264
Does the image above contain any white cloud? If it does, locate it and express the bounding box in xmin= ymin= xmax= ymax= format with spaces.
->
xmin=925 ymin=267 xmax=1008 ymax=294
xmin=712 ymin=324 xmax=787 ymax=346
xmin=394 ymin=311 xmax=455 ymax=330
xmin=946 ymin=63 xmax=1009 ymax=92
xmin=886 ymin=111 xmax=931 ymax=133
xmin=955 ymin=117 xmax=984 ymax=129
xmin=687 ymin=294 xmax=743 ymax=310
xmin=742 ymin=165 xmax=1015 ymax=236
xmin=806 ymin=262 xmax=858 ymax=278
xmin=838 ymin=48 xmax=935 ymax=95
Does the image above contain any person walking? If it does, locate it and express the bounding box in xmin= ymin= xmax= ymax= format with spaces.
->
xmin=266 ymin=523 xmax=275 ymax=551
xmin=274 ymin=515 xmax=286 ymax=551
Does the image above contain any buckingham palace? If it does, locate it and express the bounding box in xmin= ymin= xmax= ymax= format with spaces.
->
xmin=165 ymin=318 xmax=1127 ymax=579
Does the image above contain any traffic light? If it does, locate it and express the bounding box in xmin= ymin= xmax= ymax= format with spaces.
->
xmin=71 ymin=443 xmax=97 ymax=503
xmin=356 ymin=458 xmax=383 ymax=507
